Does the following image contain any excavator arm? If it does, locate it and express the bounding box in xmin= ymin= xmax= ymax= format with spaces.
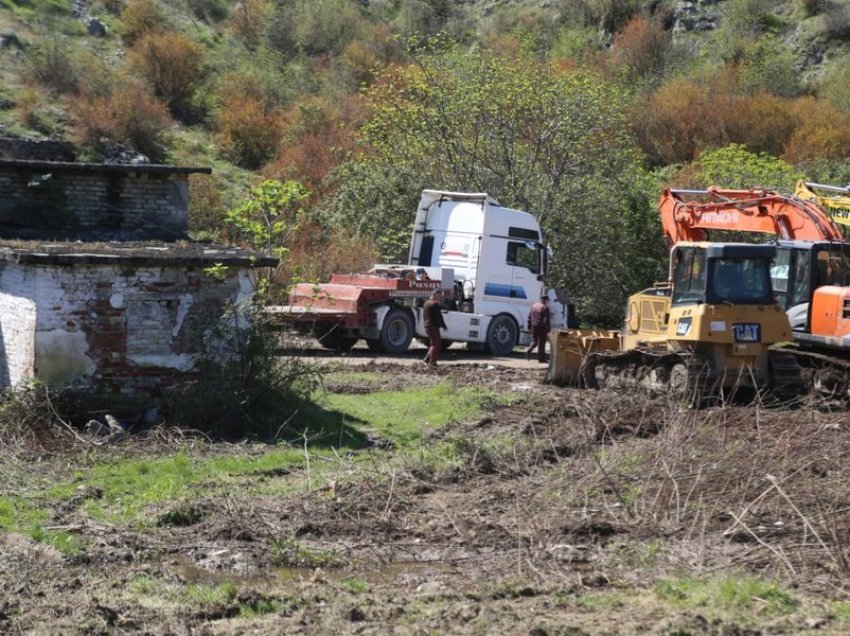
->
xmin=659 ymin=187 xmax=844 ymax=246
xmin=795 ymin=180 xmax=850 ymax=230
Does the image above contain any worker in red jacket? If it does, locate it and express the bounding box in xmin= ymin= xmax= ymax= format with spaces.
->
xmin=526 ymin=295 xmax=551 ymax=363
xmin=423 ymin=289 xmax=448 ymax=366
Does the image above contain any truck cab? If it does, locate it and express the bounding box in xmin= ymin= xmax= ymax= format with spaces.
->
xmin=408 ymin=190 xmax=565 ymax=354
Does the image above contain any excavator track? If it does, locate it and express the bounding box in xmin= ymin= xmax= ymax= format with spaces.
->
xmin=581 ymin=350 xmax=715 ymax=405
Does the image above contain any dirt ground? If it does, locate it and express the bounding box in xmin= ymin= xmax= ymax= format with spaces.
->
xmin=3 ymin=350 xmax=850 ymax=634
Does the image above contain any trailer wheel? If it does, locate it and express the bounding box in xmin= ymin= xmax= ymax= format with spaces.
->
xmin=486 ymin=314 xmax=517 ymax=356
xmin=377 ymin=308 xmax=413 ymax=354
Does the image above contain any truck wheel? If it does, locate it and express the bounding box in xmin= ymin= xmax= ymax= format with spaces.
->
xmin=378 ymin=308 xmax=413 ymax=354
xmin=486 ymin=314 xmax=517 ymax=356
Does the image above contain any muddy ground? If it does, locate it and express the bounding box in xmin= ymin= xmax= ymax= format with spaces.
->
xmin=3 ymin=353 xmax=850 ymax=634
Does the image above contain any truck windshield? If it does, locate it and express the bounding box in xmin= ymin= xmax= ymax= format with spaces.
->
xmin=707 ymin=258 xmax=772 ymax=305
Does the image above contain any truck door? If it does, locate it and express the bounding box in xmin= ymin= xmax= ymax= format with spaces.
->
xmin=506 ymin=240 xmax=542 ymax=304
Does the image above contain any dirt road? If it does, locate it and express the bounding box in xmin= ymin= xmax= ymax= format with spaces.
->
xmin=3 ymin=358 xmax=850 ymax=634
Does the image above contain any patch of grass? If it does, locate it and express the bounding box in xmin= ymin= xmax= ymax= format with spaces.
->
xmin=129 ymin=575 xmax=158 ymax=595
xmin=655 ymin=575 xmax=798 ymax=618
xmin=239 ymin=597 xmax=284 ymax=617
xmin=313 ymin=382 xmax=502 ymax=447
xmin=156 ymin=504 xmax=204 ymax=527
xmin=339 ymin=578 xmax=369 ymax=593
xmin=831 ymin=601 xmax=850 ymax=620
xmin=272 ymin=539 xmax=335 ymax=568
xmin=181 ymin=582 xmax=238 ymax=607
xmin=577 ymin=592 xmax=625 ymax=610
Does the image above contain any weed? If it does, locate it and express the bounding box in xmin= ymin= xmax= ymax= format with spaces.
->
xmin=655 ymin=575 xmax=798 ymax=618
xmin=340 ymin=578 xmax=369 ymax=593
xmin=182 ymin=582 xmax=238 ymax=606
xmin=156 ymin=504 xmax=204 ymax=527
xmin=239 ymin=597 xmax=284 ymax=617
xmin=130 ymin=575 xmax=158 ymax=595
xmin=577 ymin=592 xmax=624 ymax=610
xmin=272 ymin=539 xmax=335 ymax=568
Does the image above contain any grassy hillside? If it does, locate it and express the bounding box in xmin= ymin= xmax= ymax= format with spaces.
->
xmin=4 ymin=0 xmax=850 ymax=321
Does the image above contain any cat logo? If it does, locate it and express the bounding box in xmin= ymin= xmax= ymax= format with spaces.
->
xmin=733 ymin=323 xmax=761 ymax=342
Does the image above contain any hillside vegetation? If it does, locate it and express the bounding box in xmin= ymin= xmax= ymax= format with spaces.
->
xmin=4 ymin=0 xmax=850 ymax=322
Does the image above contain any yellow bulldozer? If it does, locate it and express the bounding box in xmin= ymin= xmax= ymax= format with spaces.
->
xmin=546 ymin=242 xmax=803 ymax=401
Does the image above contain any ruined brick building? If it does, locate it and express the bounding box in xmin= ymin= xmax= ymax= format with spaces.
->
xmin=0 ymin=148 xmax=274 ymax=419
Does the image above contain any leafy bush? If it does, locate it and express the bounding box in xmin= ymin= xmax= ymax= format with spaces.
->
xmin=69 ymin=83 xmax=172 ymax=161
xmin=119 ymin=0 xmax=168 ymax=44
xmin=695 ymin=143 xmax=801 ymax=190
xmin=187 ymin=0 xmax=229 ymax=22
xmin=606 ymin=14 xmax=671 ymax=83
xmin=216 ymin=95 xmax=284 ymax=170
xmin=228 ymin=0 xmax=272 ymax=49
xmin=293 ymin=0 xmax=367 ymax=56
xmin=23 ymin=37 xmax=78 ymax=94
xmin=129 ymin=32 xmax=206 ymax=119
xmin=824 ymin=2 xmax=850 ymax=41
xmin=783 ymin=97 xmax=850 ymax=162
xmin=168 ymin=302 xmax=322 ymax=437
xmin=735 ymin=38 xmax=802 ymax=97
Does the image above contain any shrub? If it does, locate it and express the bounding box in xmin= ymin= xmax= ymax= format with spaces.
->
xmin=70 ymin=83 xmax=172 ymax=161
xmin=129 ymin=32 xmax=206 ymax=119
xmin=696 ymin=143 xmax=801 ymax=190
xmin=783 ymin=97 xmax=850 ymax=162
xmin=216 ymin=95 xmax=284 ymax=170
xmin=187 ymin=0 xmax=229 ymax=22
xmin=294 ymin=0 xmax=366 ymax=56
xmin=819 ymin=57 xmax=850 ymax=116
xmin=800 ymin=0 xmax=822 ymax=16
xmin=23 ymin=37 xmax=78 ymax=94
xmin=736 ymin=38 xmax=802 ymax=97
xmin=228 ymin=0 xmax=272 ymax=49
xmin=825 ymin=3 xmax=850 ymax=41
xmin=607 ymin=14 xmax=671 ymax=83
xmin=119 ymin=0 xmax=168 ymax=45
xmin=168 ymin=303 xmax=322 ymax=437
xmin=633 ymin=76 xmax=721 ymax=165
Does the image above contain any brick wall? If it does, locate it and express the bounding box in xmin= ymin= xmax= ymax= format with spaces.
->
xmin=0 ymin=261 xmax=255 ymax=413
xmin=0 ymin=169 xmax=189 ymax=241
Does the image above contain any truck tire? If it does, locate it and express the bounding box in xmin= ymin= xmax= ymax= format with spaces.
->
xmin=486 ymin=314 xmax=517 ymax=356
xmin=377 ymin=308 xmax=413 ymax=354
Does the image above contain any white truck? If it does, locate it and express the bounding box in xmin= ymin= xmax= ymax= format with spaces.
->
xmin=279 ymin=190 xmax=568 ymax=354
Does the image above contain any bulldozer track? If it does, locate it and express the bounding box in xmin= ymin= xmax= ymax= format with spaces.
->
xmin=581 ymin=350 xmax=715 ymax=404
xmin=780 ymin=346 xmax=850 ymax=402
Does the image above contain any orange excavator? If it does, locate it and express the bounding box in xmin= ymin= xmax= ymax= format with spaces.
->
xmin=659 ymin=187 xmax=850 ymax=398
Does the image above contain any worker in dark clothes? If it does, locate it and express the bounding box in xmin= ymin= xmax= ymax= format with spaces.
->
xmin=526 ymin=295 xmax=551 ymax=363
xmin=423 ymin=289 xmax=448 ymax=366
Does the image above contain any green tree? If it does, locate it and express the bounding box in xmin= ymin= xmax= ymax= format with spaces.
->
xmin=696 ymin=143 xmax=801 ymax=190
xmin=330 ymin=50 xmax=665 ymax=324
xmin=226 ymin=180 xmax=309 ymax=295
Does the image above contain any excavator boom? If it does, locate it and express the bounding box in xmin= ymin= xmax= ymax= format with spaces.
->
xmin=795 ymin=180 xmax=850 ymax=230
xmin=659 ymin=187 xmax=844 ymax=245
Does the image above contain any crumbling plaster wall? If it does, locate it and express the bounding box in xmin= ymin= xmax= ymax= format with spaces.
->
xmin=0 ymin=262 xmax=255 ymax=399
xmin=0 ymin=170 xmax=189 ymax=241
xmin=0 ymin=263 xmax=36 ymax=387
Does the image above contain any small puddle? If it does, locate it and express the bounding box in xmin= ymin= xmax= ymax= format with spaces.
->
xmin=172 ymin=556 xmax=454 ymax=588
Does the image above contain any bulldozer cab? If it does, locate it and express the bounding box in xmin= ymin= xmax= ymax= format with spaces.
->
xmin=672 ymin=243 xmax=775 ymax=307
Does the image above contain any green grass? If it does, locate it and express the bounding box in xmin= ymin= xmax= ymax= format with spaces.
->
xmin=0 ymin=378 xmax=509 ymax=541
xmin=655 ymin=575 xmax=798 ymax=618
xmin=182 ymin=582 xmax=238 ymax=606
xmin=310 ymin=381 xmax=506 ymax=447
xmin=340 ymin=578 xmax=370 ymax=594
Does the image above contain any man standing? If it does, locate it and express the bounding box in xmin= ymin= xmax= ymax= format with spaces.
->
xmin=526 ymin=295 xmax=551 ymax=363
xmin=423 ymin=289 xmax=448 ymax=366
